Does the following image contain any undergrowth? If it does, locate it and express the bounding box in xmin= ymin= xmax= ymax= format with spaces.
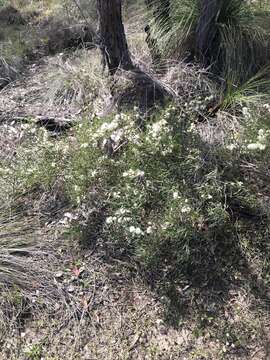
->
xmin=2 ymin=99 xmax=270 ymax=290
xmin=0 ymin=1 xmax=270 ymax=358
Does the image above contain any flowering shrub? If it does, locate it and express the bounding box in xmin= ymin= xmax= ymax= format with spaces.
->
xmin=4 ymin=102 xmax=269 ymax=283
xmin=226 ymin=103 xmax=270 ymax=155
xmin=60 ymin=105 xmax=267 ymax=281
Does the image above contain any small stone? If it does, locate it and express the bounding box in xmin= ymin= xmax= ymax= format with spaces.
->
xmin=55 ymin=271 xmax=64 ymax=279
xmin=67 ymin=285 xmax=75 ymax=293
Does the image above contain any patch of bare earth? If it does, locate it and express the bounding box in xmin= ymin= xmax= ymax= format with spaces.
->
xmin=1 ymin=239 xmax=270 ymax=359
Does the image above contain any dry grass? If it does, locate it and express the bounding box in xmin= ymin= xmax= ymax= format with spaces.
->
xmin=45 ymin=49 xmax=111 ymax=114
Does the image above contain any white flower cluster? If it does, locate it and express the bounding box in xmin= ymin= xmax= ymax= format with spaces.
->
xmin=242 ymin=107 xmax=251 ymax=119
xmin=201 ymin=193 xmax=213 ymax=200
xmin=172 ymin=192 xmax=192 ymax=213
xmin=89 ymin=112 xmax=141 ymax=153
xmin=184 ymin=95 xmax=214 ymax=113
xmin=227 ymin=128 xmax=269 ymax=152
xmin=173 ymin=191 xmax=179 ymax=200
xmin=60 ymin=211 xmax=79 ymax=226
xmin=146 ymin=117 xmax=174 ymax=155
xmin=129 ymin=226 xmax=143 ymax=235
xmin=226 ymin=144 xmax=237 ymax=151
xmin=106 ymin=208 xmax=132 ymax=225
xmin=247 ymin=128 xmax=269 ymax=151
xmin=148 ymin=119 xmax=169 ymax=139
xmin=187 ymin=122 xmax=196 ymax=133
xmin=98 ymin=118 xmax=120 ymax=135
xmin=91 ymin=114 xmax=123 ymax=142
xmin=123 ymin=169 xmax=145 ymax=178
xmin=181 ymin=205 xmax=192 ymax=214
xmin=247 ymin=143 xmax=266 ymax=151
xmin=263 ymin=103 xmax=270 ymax=113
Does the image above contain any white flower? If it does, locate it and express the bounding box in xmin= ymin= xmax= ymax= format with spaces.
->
xmin=114 ymin=114 xmax=121 ymax=121
xmin=111 ymin=129 xmax=124 ymax=143
xmin=123 ymin=169 xmax=145 ymax=179
xmin=135 ymin=227 xmax=143 ymax=235
xmin=161 ymin=222 xmax=170 ymax=230
xmin=181 ymin=205 xmax=191 ymax=214
xmin=106 ymin=217 xmax=114 ymax=224
xmin=100 ymin=120 xmax=119 ymax=133
xmin=115 ymin=208 xmax=128 ymax=215
xmin=112 ymin=192 xmax=120 ymax=198
xmin=136 ymin=170 xmax=145 ymax=177
xmin=173 ymin=191 xmax=179 ymax=200
xmin=247 ymin=143 xmax=266 ymax=151
xmin=146 ymin=226 xmax=153 ymax=234
xmin=258 ymin=144 xmax=266 ymax=150
xmin=129 ymin=226 xmax=143 ymax=235
xmin=226 ymin=144 xmax=236 ymax=151
xmin=129 ymin=226 xmax=136 ymax=233
xmin=80 ymin=143 xmax=89 ymax=149
xmin=63 ymin=212 xmax=73 ymax=220
xmin=263 ymin=103 xmax=270 ymax=112
xmin=187 ymin=123 xmax=196 ymax=133
xmin=257 ymin=129 xmax=268 ymax=143
xmin=242 ymin=107 xmax=250 ymax=118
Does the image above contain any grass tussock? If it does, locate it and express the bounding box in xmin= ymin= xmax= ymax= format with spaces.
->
xmin=147 ymin=0 xmax=270 ymax=84
xmin=46 ymin=49 xmax=110 ymax=111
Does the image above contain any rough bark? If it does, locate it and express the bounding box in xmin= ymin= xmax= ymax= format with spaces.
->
xmin=96 ymin=1 xmax=171 ymax=114
xmin=196 ymin=0 xmax=223 ymax=66
xmin=97 ymin=0 xmax=133 ymax=75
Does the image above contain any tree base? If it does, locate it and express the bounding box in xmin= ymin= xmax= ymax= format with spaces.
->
xmin=111 ymin=68 xmax=172 ymax=116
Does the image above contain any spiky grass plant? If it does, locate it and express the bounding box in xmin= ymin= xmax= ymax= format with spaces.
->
xmin=221 ymin=65 xmax=270 ymax=110
xmin=147 ymin=0 xmax=269 ymax=84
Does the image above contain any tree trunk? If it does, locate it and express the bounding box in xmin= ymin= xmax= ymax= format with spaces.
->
xmin=97 ymin=0 xmax=133 ymax=75
xmin=196 ymin=0 xmax=222 ymax=66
